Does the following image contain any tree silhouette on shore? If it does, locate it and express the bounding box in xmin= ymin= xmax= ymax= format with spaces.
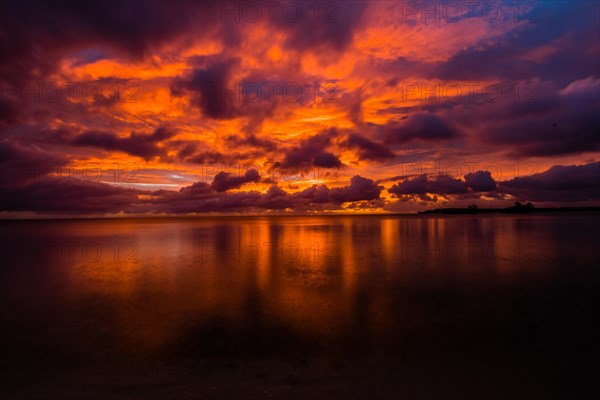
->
xmin=508 ymin=202 xmax=535 ymax=212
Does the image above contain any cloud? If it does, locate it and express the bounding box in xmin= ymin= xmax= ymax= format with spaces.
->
xmin=329 ymin=175 xmax=382 ymax=203
xmin=0 ymin=173 xmax=383 ymax=215
xmin=0 ymin=179 xmax=141 ymax=214
xmin=283 ymin=130 xmax=342 ymax=169
xmin=387 ymin=169 xmax=501 ymax=204
xmin=225 ymin=134 xmax=278 ymax=151
xmin=559 ymin=76 xmax=600 ymax=96
xmin=341 ymin=133 xmax=395 ymax=161
xmin=389 ymin=174 xmax=468 ymax=196
xmin=384 ymin=113 xmax=459 ymax=144
xmin=464 ymin=171 xmax=496 ymax=192
xmin=2 ymin=1 xmax=600 ymax=215
xmin=2 ymin=162 xmax=598 ymax=215
xmin=171 ymin=58 xmax=238 ymax=119
xmin=72 ymin=127 xmax=175 ymax=160
xmin=181 ymin=150 xmax=227 ymax=165
xmin=142 ymin=181 xmax=332 ymax=214
xmin=0 ymin=139 xmax=69 ymax=186
xmin=279 ymin=1 xmax=369 ymax=53
xmin=387 ymin=162 xmax=600 ymax=204
xmin=211 ymin=169 xmax=260 ymax=192
xmin=0 ymin=1 xmax=212 ymax=87
xmin=430 ymin=2 xmax=600 ymax=83
xmin=500 ymin=162 xmax=600 ymax=202
xmin=472 ymin=79 xmax=600 ymax=157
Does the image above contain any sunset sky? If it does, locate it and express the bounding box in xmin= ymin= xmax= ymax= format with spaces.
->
xmin=1 ymin=0 xmax=599 ymax=216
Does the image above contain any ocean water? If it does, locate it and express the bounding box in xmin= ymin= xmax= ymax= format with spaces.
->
xmin=0 ymin=214 xmax=598 ymax=399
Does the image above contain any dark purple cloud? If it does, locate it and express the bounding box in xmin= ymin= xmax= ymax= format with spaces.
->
xmin=388 ymin=169 xmax=501 ymax=203
xmin=389 ymin=174 xmax=468 ymax=197
xmin=384 ymin=113 xmax=459 ymax=144
xmin=0 ymin=173 xmax=383 ymax=214
xmin=182 ymin=150 xmax=227 ymax=165
xmin=283 ymin=130 xmax=342 ymax=169
xmin=0 ymin=139 xmax=68 ymax=186
xmin=143 ymin=181 xmax=328 ymax=214
xmin=0 ymin=98 xmax=21 ymax=124
xmin=477 ymin=79 xmax=600 ymax=157
xmin=465 ymin=171 xmax=496 ymax=192
xmin=329 ymin=175 xmax=382 ymax=203
xmin=72 ymin=127 xmax=175 ymax=160
xmin=0 ymin=179 xmax=141 ymax=214
xmin=294 ymin=185 xmax=331 ymax=204
xmin=313 ymin=152 xmax=342 ymax=168
xmin=279 ymin=1 xmax=369 ymax=53
xmin=171 ymin=58 xmax=238 ymax=119
xmin=500 ymin=162 xmax=600 ymax=202
xmin=225 ymin=134 xmax=277 ymax=151
xmin=342 ymin=133 xmax=395 ymax=161
xmin=211 ymin=169 xmax=260 ymax=192
xmin=387 ymin=162 xmax=600 ymax=204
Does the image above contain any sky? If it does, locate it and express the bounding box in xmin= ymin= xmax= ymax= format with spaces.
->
xmin=0 ymin=0 xmax=599 ymax=216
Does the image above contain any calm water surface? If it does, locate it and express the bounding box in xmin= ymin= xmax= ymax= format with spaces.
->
xmin=0 ymin=214 xmax=598 ymax=399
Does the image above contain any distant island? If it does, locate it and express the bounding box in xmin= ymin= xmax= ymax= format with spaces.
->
xmin=419 ymin=202 xmax=600 ymax=215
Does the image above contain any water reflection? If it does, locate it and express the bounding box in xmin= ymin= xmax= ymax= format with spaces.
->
xmin=0 ymin=215 xmax=598 ymax=392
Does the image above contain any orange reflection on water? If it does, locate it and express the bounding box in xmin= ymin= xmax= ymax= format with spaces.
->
xmin=0 ymin=214 xmax=586 ymax=360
